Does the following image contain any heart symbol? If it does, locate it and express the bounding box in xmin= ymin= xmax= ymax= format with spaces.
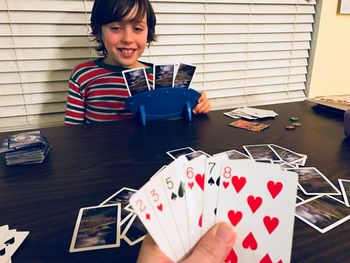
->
xmin=231 ymin=176 xmax=246 ymax=193
xmin=223 ymin=181 xmax=229 ymax=189
xmin=146 ymin=213 xmax=150 ymax=220
xmin=242 ymin=232 xmax=258 ymax=250
xmin=208 ymin=177 xmax=215 ymax=185
xmin=195 ymin=173 xmax=205 ymax=191
xmin=260 ymin=253 xmax=272 ymax=263
xmin=247 ymin=195 xmax=262 ymax=213
xmin=157 ymin=204 xmax=163 ymax=211
xmin=267 ymin=181 xmax=283 ymax=199
xmin=227 ymin=210 xmax=242 ymax=226
xmin=188 ymin=182 xmax=194 ymax=189
xmin=224 ymin=248 xmax=238 ymax=263
xmin=263 ymin=216 xmax=279 ymax=234
xmin=198 ymin=214 xmax=202 ymax=227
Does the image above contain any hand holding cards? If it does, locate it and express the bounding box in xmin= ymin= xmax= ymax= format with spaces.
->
xmin=130 ymin=154 xmax=298 ymax=262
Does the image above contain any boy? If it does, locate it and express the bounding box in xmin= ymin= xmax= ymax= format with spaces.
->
xmin=64 ymin=0 xmax=211 ymax=125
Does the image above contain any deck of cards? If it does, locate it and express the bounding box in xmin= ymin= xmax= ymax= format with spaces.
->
xmin=0 ymin=131 xmax=51 ymax=165
xmin=130 ymin=150 xmax=299 ymax=262
xmin=0 ymin=225 xmax=29 ymax=263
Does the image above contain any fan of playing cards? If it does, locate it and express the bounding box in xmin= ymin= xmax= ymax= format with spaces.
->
xmin=0 ymin=225 xmax=29 ymax=263
xmin=0 ymin=130 xmax=51 ymax=165
xmin=130 ymin=152 xmax=299 ymax=262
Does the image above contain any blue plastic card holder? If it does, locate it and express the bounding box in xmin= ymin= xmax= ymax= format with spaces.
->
xmin=125 ymin=87 xmax=200 ymax=126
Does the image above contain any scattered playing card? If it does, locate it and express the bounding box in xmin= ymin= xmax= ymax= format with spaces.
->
xmin=166 ymin=147 xmax=195 ymax=159
xmin=286 ymin=167 xmax=341 ymax=196
xmin=229 ymin=119 xmax=270 ymax=132
xmin=295 ymin=195 xmax=350 ymax=233
xmin=69 ymin=204 xmax=121 ymax=252
xmin=0 ymin=225 xmax=29 ymax=263
xmin=338 ymin=179 xmax=350 ymax=207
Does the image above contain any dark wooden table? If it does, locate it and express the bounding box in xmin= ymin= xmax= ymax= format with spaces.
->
xmin=1 ymin=101 xmax=349 ymax=263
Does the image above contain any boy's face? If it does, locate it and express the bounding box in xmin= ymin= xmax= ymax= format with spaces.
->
xmin=101 ymin=9 xmax=148 ymax=68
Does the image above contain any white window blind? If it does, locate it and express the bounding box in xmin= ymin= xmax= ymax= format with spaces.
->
xmin=0 ymin=0 xmax=316 ymax=131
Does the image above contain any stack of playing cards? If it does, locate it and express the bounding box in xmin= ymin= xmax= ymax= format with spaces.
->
xmin=130 ymin=150 xmax=299 ymax=262
xmin=224 ymin=107 xmax=278 ymax=120
xmin=0 ymin=131 xmax=52 ymax=165
xmin=0 ymin=225 xmax=29 ymax=263
xmin=69 ymin=187 xmax=147 ymax=253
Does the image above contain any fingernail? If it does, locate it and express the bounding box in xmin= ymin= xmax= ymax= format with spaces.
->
xmin=215 ymin=222 xmax=235 ymax=244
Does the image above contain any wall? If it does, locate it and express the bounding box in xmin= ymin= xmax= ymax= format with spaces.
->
xmin=308 ymin=0 xmax=350 ymax=98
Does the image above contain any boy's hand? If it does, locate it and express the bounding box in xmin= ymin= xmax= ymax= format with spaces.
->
xmin=137 ymin=222 xmax=237 ymax=263
xmin=193 ymin=92 xmax=211 ymax=114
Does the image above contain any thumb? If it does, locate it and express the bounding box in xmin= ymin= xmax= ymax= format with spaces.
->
xmin=181 ymin=222 xmax=236 ymax=263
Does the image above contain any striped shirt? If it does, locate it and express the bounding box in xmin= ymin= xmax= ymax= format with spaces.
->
xmin=64 ymin=58 xmax=153 ymax=125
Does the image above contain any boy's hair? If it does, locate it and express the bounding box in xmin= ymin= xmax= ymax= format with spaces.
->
xmin=91 ymin=0 xmax=157 ymax=56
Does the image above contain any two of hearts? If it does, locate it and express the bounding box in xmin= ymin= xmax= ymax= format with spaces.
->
xmin=223 ymin=176 xmax=283 ymax=199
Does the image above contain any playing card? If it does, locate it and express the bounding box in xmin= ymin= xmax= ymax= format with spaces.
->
xmin=216 ymin=160 xmax=298 ymax=263
xmin=243 ymin=144 xmax=281 ymax=161
xmin=69 ymin=204 xmax=121 ymax=252
xmin=154 ymin=64 xmax=175 ymax=89
xmin=173 ymin=63 xmax=196 ymax=89
xmin=183 ymin=154 xmax=207 ymax=247
xmin=338 ymin=179 xmax=350 ymax=206
xmin=160 ymin=156 xmax=190 ymax=251
xmin=184 ymin=150 xmax=210 ymax=161
xmin=229 ymin=120 xmax=270 ymax=132
xmin=286 ymin=167 xmax=341 ymax=195
xmin=120 ymin=214 xmax=147 ymax=246
xmin=295 ymin=195 xmax=350 ymax=233
xmin=130 ymin=186 xmax=177 ymax=262
xmin=269 ymin=144 xmax=306 ymax=164
xmin=100 ymin=187 xmax=137 ymax=207
xmin=145 ymin=169 xmax=186 ymax=259
xmin=99 ymin=187 xmax=137 ymax=224
xmin=201 ymin=157 xmax=253 ymax=235
xmin=122 ymin=68 xmax=150 ymax=96
xmin=166 ymin=147 xmax=195 ymax=160
xmin=214 ymin=149 xmax=250 ymax=160
xmin=0 ymin=229 xmax=29 ymax=263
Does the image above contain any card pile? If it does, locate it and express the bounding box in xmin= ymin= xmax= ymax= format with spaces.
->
xmin=224 ymin=107 xmax=278 ymax=120
xmin=130 ymin=148 xmax=299 ymax=262
xmin=0 ymin=225 xmax=29 ymax=263
xmin=69 ymin=187 xmax=146 ymax=253
xmin=122 ymin=63 xmax=196 ymax=96
xmin=0 ymin=131 xmax=51 ymax=165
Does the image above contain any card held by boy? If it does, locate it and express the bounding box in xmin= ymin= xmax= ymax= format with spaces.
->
xmin=122 ymin=68 xmax=150 ymax=96
xmin=173 ymin=63 xmax=196 ymax=89
xmin=154 ymin=64 xmax=175 ymax=89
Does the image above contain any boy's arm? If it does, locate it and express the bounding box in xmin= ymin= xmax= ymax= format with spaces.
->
xmin=64 ymin=79 xmax=86 ymax=126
